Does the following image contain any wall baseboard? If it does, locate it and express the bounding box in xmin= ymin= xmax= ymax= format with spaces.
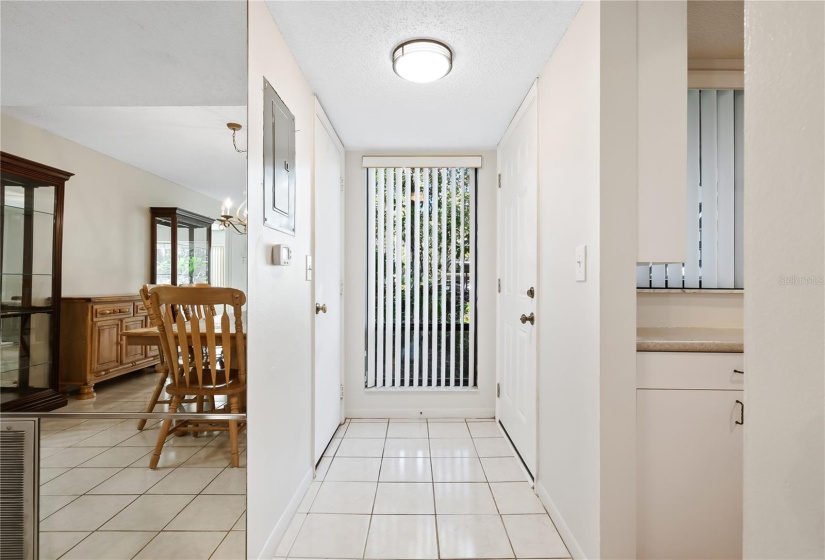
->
xmin=258 ymin=468 xmax=313 ymax=559
xmin=536 ymin=480 xmax=587 ymax=560
xmin=345 ymin=408 xmax=495 ymax=419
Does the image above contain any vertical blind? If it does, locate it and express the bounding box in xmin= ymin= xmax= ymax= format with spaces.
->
xmin=638 ymin=89 xmax=744 ymax=289
xmin=366 ymin=167 xmax=477 ymax=389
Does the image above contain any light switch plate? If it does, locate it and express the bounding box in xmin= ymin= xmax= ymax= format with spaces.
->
xmin=306 ymin=255 xmax=313 ymax=281
xmin=575 ymin=245 xmax=587 ymax=282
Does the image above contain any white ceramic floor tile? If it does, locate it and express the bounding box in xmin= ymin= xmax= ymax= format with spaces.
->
xmin=40 ymin=446 xmax=67 ymax=459
xmin=289 ymin=513 xmax=371 ymax=559
xmin=379 ymin=458 xmax=433 ymax=482
xmin=211 ymin=531 xmax=246 ymax=560
xmin=436 ymin=514 xmax=515 ymax=559
xmin=41 ymin=429 xmax=105 ymax=448
xmin=101 ymin=494 xmax=195 ymax=531
xmin=40 ymin=467 xmax=70 ymax=484
xmin=274 ymin=513 xmax=305 ymax=557
xmin=40 ymin=495 xmax=137 ymax=531
xmin=434 ymin=483 xmax=498 ymax=515
xmin=166 ymin=494 xmax=246 ymax=531
xmin=78 ymin=446 xmax=154 ymax=468
xmin=481 ymin=457 xmax=527 ymax=482
xmin=41 ymin=418 xmax=85 ymax=431
xmin=364 ymin=515 xmax=438 ymax=559
xmin=349 ymin=418 xmax=388 ymax=423
xmin=428 ymin=422 xmax=472 ymax=439
xmin=472 ymin=437 xmax=514 ymax=458
xmin=73 ymin=428 xmax=138 ymax=447
xmin=39 ymin=495 xmax=77 ymax=521
xmin=343 ymin=422 xmax=388 ymax=438
xmin=40 ymin=467 xmax=122 ymax=495
xmin=373 ymin=482 xmax=435 ymax=514
xmin=180 ymin=446 xmax=233 ymax=468
xmin=297 ymin=482 xmax=321 ymax=513
xmin=431 ymin=458 xmax=487 ymax=482
xmin=134 ymin=531 xmax=226 ymax=560
xmin=325 ymin=457 xmax=382 ymax=482
xmin=468 ymin=422 xmax=504 ymax=438
xmin=61 ymin=530 xmax=157 ymax=560
xmin=38 ymin=532 xmax=89 ymax=560
xmin=502 ymin=514 xmax=569 ymax=558
xmin=131 ymin=446 xmax=201 ymax=469
xmin=490 ymin=482 xmax=546 ymax=514
xmin=203 ymin=467 xmax=247 ymax=494
xmin=314 ymin=457 xmax=332 ymax=480
xmin=118 ymin=429 xmax=216 ymax=447
xmin=430 ymin=438 xmax=478 ymax=458
xmin=333 ymin=424 xmax=349 ymax=438
xmin=335 ymin=437 xmax=385 ymax=457
xmin=309 ymin=481 xmax=377 ymax=514
xmin=41 ymin=447 xmax=108 ymax=468
xmin=146 ymin=467 xmax=223 ymax=494
xmin=387 ymin=422 xmax=429 ymax=438
xmin=323 ymin=438 xmax=342 ymax=457
xmin=384 ymin=438 xmax=431 ymax=458
xmin=88 ymin=466 xmax=170 ymax=494
xmin=232 ymin=511 xmax=246 ymax=531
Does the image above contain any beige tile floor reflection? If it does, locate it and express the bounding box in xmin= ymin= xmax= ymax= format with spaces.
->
xmin=38 ymin=372 xmax=246 ymax=560
xmin=276 ymin=418 xmax=571 ymax=560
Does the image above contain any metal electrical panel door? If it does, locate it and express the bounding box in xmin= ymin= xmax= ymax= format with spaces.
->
xmin=263 ymin=79 xmax=296 ymax=235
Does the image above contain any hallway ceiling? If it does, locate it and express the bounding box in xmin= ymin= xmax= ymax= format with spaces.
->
xmin=0 ymin=1 xmax=247 ymax=201
xmin=266 ymin=1 xmax=582 ymax=150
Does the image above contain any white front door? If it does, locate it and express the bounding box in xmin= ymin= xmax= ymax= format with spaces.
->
xmin=497 ymin=83 xmax=538 ymax=475
xmin=313 ymin=102 xmax=345 ymax=463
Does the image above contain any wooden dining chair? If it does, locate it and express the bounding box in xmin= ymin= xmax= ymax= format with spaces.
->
xmin=145 ymin=285 xmax=247 ymax=469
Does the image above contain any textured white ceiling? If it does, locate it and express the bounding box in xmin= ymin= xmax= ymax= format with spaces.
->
xmin=688 ymin=0 xmax=744 ymax=59
xmin=3 ymin=106 xmax=248 ymax=201
xmin=266 ymin=1 xmax=581 ymax=150
xmin=0 ymin=1 xmax=246 ymax=106
xmin=0 ymin=1 xmax=246 ymax=201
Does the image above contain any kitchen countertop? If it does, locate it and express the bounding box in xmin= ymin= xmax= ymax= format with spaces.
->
xmin=637 ymin=327 xmax=744 ymax=353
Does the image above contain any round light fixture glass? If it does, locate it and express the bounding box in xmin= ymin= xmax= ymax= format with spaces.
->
xmin=392 ymin=39 xmax=452 ymax=83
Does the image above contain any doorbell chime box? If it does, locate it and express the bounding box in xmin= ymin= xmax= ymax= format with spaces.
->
xmin=272 ymin=244 xmax=291 ymax=266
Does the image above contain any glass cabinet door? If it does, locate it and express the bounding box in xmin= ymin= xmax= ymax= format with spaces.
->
xmin=151 ymin=208 xmax=213 ymax=286
xmin=1 ymin=178 xmax=57 ymax=397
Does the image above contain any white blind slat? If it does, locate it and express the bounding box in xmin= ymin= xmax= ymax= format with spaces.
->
xmin=367 ymin=168 xmax=377 ymax=388
xmin=383 ymin=169 xmax=393 ymax=386
xmin=716 ymin=90 xmax=736 ymax=289
xmin=733 ymin=91 xmax=745 ymax=289
xmin=404 ymin=168 xmax=412 ymax=386
xmin=439 ymin=168 xmax=448 ymax=388
xmin=468 ymin=169 xmax=476 ymax=388
xmin=422 ymin=169 xmax=431 ymax=386
xmin=684 ymin=90 xmax=701 ymax=288
xmin=393 ymin=169 xmax=403 ymax=386
xmin=700 ymin=90 xmax=719 ymax=288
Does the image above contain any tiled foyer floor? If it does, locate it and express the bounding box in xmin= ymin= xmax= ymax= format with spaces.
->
xmin=37 ymin=372 xmax=246 ymax=560
xmin=275 ymin=419 xmax=570 ymax=560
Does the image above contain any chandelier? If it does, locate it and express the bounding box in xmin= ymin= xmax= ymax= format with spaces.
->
xmin=217 ymin=122 xmax=247 ymax=235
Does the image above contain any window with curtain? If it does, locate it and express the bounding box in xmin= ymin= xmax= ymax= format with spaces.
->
xmin=366 ymin=167 xmax=477 ymax=389
xmin=638 ymin=89 xmax=745 ymax=289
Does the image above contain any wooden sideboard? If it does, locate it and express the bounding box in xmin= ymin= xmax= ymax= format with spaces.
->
xmin=60 ymin=295 xmax=160 ymax=399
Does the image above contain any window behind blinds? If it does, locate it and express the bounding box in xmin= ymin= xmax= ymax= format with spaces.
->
xmin=638 ymin=89 xmax=744 ymax=289
xmin=366 ymin=167 xmax=477 ymax=389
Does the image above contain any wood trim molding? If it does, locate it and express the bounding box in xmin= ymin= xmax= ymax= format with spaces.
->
xmin=0 ymin=152 xmax=74 ymax=183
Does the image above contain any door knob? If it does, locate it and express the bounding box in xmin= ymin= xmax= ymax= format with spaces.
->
xmin=519 ymin=313 xmax=535 ymax=325
xmin=526 ymin=287 xmax=535 ymax=298
xmin=315 ymin=303 xmax=327 ymax=314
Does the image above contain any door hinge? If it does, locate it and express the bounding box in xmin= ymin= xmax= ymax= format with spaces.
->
xmin=497 ymin=383 xmax=501 ymax=398
xmin=340 ymin=384 xmax=344 ymax=399
xmin=340 ymin=178 xmax=345 ymax=191
xmin=497 ymin=278 xmax=501 ymax=293
xmin=340 ymin=282 xmax=344 ymax=296
xmin=498 ymin=174 xmax=502 ymax=188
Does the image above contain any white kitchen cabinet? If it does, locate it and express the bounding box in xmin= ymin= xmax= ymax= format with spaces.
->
xmin=637 ymin=353 xmax=743 ymax=560
xmin=637 ymin=0 xmax=688 ymax=263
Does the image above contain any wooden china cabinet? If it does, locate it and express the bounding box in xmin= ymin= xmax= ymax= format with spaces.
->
xmin=0 ymin=152 xmax=72 ymax=411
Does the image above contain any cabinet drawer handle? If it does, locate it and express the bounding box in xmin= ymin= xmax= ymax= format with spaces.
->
xmin=733 ymin=369 xmax=744 ymax=375
xmin=735 ymin=399 xmax=744 ymax=425
xmin=98 ymin=310 xmax=112 ymax=316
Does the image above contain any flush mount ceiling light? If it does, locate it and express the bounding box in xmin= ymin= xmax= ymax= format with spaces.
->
xmin=392 ymin=39 xmax=452 ymax=83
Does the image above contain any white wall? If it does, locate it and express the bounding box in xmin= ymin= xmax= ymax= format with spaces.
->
xmin=246 ymin=1 xmax=316 ymax=557
xmin=637 ymin=292 xmax=743 ymax=328
xmin=743 ymin=1 xmax=825 ymax=557
xmin=343 ymin=150 xmax=497 ymax=418
xmin=0 ymin=113 xmax=222 ymax=296
xmin=534 ymin=3 xmax=601 ymax=558
xmin=534 ymin=3 xmax=637 ymax=558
